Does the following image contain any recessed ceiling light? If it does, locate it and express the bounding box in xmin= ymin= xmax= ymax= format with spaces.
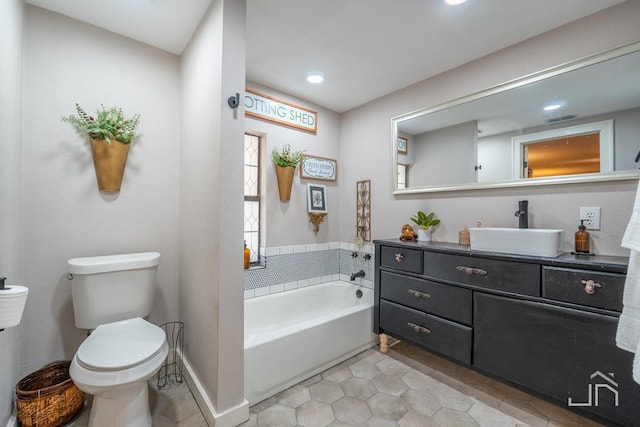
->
xmin=445 ymin=0 xmax=467 ymax=5
xmin=306 ymin=73 xmax=324 ymax=84
xmin=543 ymin=103 xmax=563 ymax=112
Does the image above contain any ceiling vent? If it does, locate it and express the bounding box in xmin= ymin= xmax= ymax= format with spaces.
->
xmin=545 ymin=115 xmax=576 ymax=124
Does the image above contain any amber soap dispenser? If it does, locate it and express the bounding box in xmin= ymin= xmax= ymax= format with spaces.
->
xmin=574 ymin=220 xmax=590 ymax=254
xmin=244 ymin=241 xmax=251 ymax=269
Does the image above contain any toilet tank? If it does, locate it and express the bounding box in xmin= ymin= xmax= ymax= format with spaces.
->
xmin=68 ymin=252 xmax=160 ymax=329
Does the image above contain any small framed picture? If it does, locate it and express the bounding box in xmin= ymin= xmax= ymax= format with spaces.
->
xmin=307 ymin=184 xmax=327 ymax=213
xmin=397 ymin=136 xmax=408 ymax=154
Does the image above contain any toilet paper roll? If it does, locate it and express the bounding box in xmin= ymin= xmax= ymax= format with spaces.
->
xmin=0 ymin=285 xmax=29 ymax=329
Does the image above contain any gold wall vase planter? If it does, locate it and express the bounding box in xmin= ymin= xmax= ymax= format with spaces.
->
xmin=89 ymin=138 xmax=130 ymax=192
xmin=61 ymin=104 xmax=139 ymax=193
xmin=275 ymin=165 xmax=295 ymax=201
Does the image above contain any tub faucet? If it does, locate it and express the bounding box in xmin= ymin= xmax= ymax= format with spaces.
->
xmin=350 ymin=270 xmax=365 ymax=281
xmin=514 ymin=200 xmax=529 ymax=229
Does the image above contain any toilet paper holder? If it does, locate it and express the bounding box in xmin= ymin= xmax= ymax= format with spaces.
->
xmin=0 ymin=277 xmax=29 ymax=331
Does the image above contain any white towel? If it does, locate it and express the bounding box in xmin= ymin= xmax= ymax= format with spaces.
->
xmin=616 ymin=180 xmax=640 ymax=384
xmin=617 ymin=252 xmax=640 ymax=352
xmin=622 ymin=181 xmax=640 ymax=252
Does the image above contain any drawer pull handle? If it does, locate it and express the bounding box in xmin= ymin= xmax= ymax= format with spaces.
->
xmin=581 ymin=279 xmax=602 ymax=295
xmin=395 ymin=253 xmax=405 ymax=263
xmin=456 ymin=266 xmax=487 ymax=276
xmin=408 ymin=289 xmax=431 ymax=299
xmin=407 ymin=322 xmax=431 ymax=334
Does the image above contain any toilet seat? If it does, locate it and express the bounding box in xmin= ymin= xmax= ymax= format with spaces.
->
xmin=77 ymin=317 xmax=166 ymax=371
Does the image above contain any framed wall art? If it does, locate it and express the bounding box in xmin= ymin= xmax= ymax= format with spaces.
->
xmin=307 ymin=184 xmax=327 ymax=213
xmin=300 ymin=155 xmax=337 ymax=181
xmin=397 ymin=136 xmax=408 ymax=154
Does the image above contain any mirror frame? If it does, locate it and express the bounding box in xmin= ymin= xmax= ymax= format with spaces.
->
xmin=392 ymin=41 xmax=640 ymax=195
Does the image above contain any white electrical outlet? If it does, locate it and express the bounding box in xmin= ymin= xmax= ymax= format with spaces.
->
xmin=579 ymin=207 xmax=601 ymax=230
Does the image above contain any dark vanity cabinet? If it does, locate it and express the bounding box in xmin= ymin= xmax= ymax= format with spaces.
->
xmin=374 ymin=239 xmax=640 ymax=426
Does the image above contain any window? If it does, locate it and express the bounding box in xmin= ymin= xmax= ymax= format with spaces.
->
xmin=244 ymin=133 xmax=261 ymax=264
xmin=511 ymin=120 xmax=613 ymax=180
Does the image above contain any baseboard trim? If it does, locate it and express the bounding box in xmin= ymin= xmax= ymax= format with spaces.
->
xmin=180 ymin=351 xmax=249 ymax=427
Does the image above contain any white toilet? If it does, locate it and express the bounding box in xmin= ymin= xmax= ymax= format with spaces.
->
xmin=67 ymin=252 xmax=168 ymax=427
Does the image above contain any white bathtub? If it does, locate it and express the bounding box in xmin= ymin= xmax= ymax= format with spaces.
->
xmin=244 ymin=281 xmax=376 ymax=405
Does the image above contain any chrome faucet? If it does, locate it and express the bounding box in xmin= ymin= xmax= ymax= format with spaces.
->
xmin=350 ymin=270 xmax=365 ymax=281
xmin=514 ymin=200 xmax=529 ymax=229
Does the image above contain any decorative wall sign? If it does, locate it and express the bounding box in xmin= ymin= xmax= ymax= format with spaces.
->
xmin=397 ymin=136 xmax=408 ymax=154
xmin=300 ymin=155 xmax=337 ymax=181
xmin=307 ymin=184 xmax=327 ymax=213
xmin=244 ymin=89 xmax=318 ymax=134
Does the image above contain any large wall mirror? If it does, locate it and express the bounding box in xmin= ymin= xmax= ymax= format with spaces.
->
xmin=392 ymin=41 xmax=640 ymax=194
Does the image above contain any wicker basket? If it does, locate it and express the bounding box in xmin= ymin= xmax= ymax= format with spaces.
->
xmin=16 ymin=360 xmax=85 ymax=427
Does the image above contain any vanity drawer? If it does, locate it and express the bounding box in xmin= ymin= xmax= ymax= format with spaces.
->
xmin=424 ymin=252 xmax=540 ymax=296
xmin=380 ymin=270 xmax=472 ymax=325
xmin=380 ymin=300 xmax=472 ymax=364
xmin=542 ymin=266 xmax=624 ymax=312
xmin=380 ymin=246 xmax=422 ymax=274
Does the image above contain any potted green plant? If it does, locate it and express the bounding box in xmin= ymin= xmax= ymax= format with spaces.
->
xmin=410 ymin=211 xmax=440 ymax=241
xmin=272 ymin=144 xmax=304 ymax=201
xmin=61 ymin=103 xmax=140 ymax=192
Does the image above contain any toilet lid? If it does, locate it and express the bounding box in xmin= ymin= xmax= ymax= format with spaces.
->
xmin=77 ymin=317 xmax=166 ymax=371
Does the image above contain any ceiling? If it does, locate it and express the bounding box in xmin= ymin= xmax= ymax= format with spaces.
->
xmin=26 ymin=0 xmax=626 ymax=113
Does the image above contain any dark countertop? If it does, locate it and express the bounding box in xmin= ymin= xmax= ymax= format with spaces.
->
xmin=373 ymin=238 xmax=629 ymax=273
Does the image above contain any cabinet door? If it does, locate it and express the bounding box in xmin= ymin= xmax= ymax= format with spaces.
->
xmin=474 ymin=293 xmax=640 ymax=426
xmin=380 ymin=270 xmax=472 ymax=325
xmin=380 ymin=245 xmax=422 ymax=274
xmin=542 ymin=266 xmax=624 ymax=311
xmin=424 ymin=252 xmax=540 ymax=296
xmin=380 ymin=300 xmax=472 ymax=364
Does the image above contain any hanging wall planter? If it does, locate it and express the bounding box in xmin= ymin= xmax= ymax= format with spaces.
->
xmin=61 ymin=103 xmax=140 ymax=193
xmin=90 ymin=138 xmax=130 ymax=192
xmin=275 ymin=165 xmax=295 ymax=202
xmin=272 ymin=145 xmax=303 ymax=202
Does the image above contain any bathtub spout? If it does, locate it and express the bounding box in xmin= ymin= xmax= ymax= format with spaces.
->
xmin=350 ymin=270 xmax=365 ymax=281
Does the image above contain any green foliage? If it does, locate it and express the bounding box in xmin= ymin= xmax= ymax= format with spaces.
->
xmin=410 ymin=211 xmax=441 ymax=230
xmin=61 ymin=103 xmax=140 ymax=144
xmin=272 ymin=144 xmax=304 ymax=167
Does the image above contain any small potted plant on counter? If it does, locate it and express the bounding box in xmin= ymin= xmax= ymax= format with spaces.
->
xmin=272 ymin=144 xmax=304 ymax=201
xmin=410 ymin=211 xmax=440 ymax=241
xmin=61 ymin=103 xmax=140 ymax=192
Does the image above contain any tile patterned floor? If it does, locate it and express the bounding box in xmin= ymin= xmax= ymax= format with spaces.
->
xmin=241 ymin=342 xmax=605 ymax=427
xmin=70 ymin=342 xmax=605 ymax=426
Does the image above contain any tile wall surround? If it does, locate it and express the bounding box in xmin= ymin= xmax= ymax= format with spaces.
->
xmin=243 ymin=242 xmax=375 ymax=299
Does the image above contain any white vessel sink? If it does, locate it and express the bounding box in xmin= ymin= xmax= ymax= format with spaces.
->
xmin=469 ymin=227 xmax=563 ymax=258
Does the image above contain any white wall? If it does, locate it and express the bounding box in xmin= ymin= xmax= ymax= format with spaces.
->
xmin=0 ymin=0 xmax=24 ymax=421
xmin=412 ymin=121 xmax=478 ymax=186
xmin=339 ymin=1 xmax=640 ymax=257
xmin=180 ymin=0 xmax=248 ymax=423
xmin=245 ymin=83 xmax=342 ymax=246
xmin=21 ymin=6 xmax=181 ymax=374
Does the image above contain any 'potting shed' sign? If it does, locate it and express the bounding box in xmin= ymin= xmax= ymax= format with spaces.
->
xmin=244 ymin=89 xmax=317 ymax=134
